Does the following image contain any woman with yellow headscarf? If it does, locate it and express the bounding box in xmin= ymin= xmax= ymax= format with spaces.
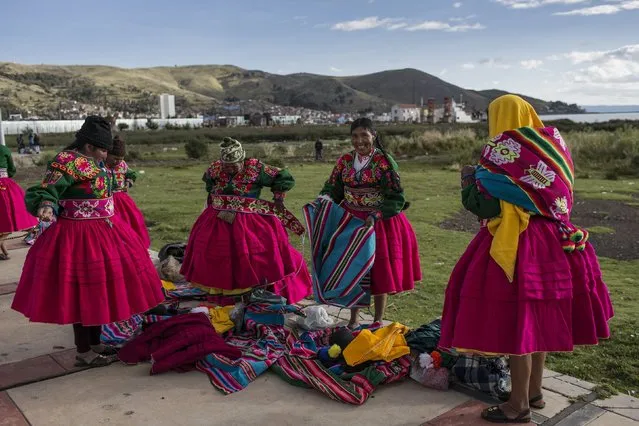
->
xmin=438 ymin=95 xmax=613 ymax=423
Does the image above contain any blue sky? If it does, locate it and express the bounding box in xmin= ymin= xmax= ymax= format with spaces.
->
xmin=1 ymin=0 xmax=638 ymax=104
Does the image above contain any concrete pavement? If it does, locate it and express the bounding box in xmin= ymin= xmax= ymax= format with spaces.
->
xmin=1 ymin=239 xmax=637 ymax=425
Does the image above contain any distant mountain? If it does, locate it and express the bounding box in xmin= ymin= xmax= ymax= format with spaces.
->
xmin=0 ymin=63 xmax=584 ymax=118
xmin=583 ymin=105 xmax=639 ymax=113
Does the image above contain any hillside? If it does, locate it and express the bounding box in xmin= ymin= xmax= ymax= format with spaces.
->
xmin=0 ymin=63 xmax=584 ymax=118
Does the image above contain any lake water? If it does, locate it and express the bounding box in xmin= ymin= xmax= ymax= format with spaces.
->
xmin=539 ymin=112 xmax=639 ymax=123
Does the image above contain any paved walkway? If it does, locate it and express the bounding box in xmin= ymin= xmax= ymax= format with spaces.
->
xmin=1 ymin=237 xmax=637 ymax=425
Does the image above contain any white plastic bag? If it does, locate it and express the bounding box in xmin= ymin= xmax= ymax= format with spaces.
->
xmin=298 ymin=306 xmax=334 ymax=330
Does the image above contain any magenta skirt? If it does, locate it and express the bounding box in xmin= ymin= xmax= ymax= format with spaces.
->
xmin=345 ymin=208 xmax=422 ymax=295
xmin=439 ymin=217 xmax=614 ymax=355
xmin=180 ymin=207 xmax=312 ymax=304
xmin=0 ymin=178 xmax=38 ymax=233
xmin=12 ymin=218 xmax=165 ymax=326
xmin=113 ymin=191 xmax=151 ymax=248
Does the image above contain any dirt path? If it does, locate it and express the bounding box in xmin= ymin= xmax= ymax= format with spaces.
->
xmin=440 ymin=197 xmax=639 ymax=260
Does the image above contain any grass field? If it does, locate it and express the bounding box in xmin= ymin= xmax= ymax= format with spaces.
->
xmin=122 ymin=159 xmax=639 ymax=395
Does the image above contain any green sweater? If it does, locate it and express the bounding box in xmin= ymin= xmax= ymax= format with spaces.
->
xmin=203 ymin=158 xmax=295 ymax=200
xmin=0 ymin=145 xmax=16 ymax=177
xmin=462 ymin=184 xmax=501 ymax=219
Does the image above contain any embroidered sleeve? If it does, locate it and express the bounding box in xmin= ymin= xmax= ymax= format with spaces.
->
xmin=319 ymin=156 xmax=346 ymax=204
xmin=462 ymin=184 xmax=501 ymax=219
xmin=123 ymin=161 xmax=138 ymax=184
xmin=25 ymin=155 xmax=77 ymax=216
xmin=49 ymin=151 xmax=101 ymax=181
xmin=378 ymin=155 xmax=406 ymax=219
xmin=258 ymin=162 xmax=295 ymax=200
xmin=202 ymin=161 xmax=221 ymax=194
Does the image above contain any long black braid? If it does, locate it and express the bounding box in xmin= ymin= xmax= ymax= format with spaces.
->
xmin=350 ymin=118 xmax=410 ymax=211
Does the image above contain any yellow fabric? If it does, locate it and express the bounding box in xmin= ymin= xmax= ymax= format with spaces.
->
xmin=209 ymin=306 xmax=235 ymax=334
xmin=488 ymin=94 xmax=545 ymax=138
xmin=487 ymin=201 xmax=530 ymax=282
xmin=342 ymin=322 xmax=411 ymax=367
xmin=191 ymin=282 xmax=252 ymax=296
xmin=161 ymin=280 xmax=177 ymax=291
xmin=486 ymin=95 xmax=543 ymax=281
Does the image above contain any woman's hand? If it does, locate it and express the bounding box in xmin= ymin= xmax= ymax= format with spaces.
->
xmin=37 ymin=206 xmax=54 ymax=222
xmin=461 ymin=165 xmax=476 ymax=189
xmin=274 ymin=199 xmax=285 ymax=213
xmin=217 ymin=210 xmax=236 ymax=224
xmin=365 ymin=215 xmax=375 ymax=228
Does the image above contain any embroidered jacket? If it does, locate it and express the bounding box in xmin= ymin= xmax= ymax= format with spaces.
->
xmin=320 ymin=150 xmax=405 ymax=220
xmin=110 ymin=160 xmax=138 ymax=192
xmin=25 ymin=150 xmax=112 ymax=216
xmin=203 ymin=158 xmax=295 ymax=201
xmin=0 ymin=145 xmax=16 ymax=177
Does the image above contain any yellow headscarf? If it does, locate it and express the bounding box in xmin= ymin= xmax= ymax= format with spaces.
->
xmin=486 ymin=95 xmax=545 ymax=282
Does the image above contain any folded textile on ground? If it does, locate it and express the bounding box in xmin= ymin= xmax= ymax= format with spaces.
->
xmin=271 ymin=326 xmax=412 ymax=405
xmin=196 ymin=319 xmax=289 ymax=394
xmin=118 ymin=313 xmax=241 ymax=375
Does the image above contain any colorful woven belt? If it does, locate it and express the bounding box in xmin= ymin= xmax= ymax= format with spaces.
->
xmin=59 ymin=197 xmax=115 ymax=220
xmin=208 ymin=194 xmax=305 ymax=236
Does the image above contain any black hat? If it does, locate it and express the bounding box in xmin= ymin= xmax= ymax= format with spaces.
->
xmin=75 ymin=116 xmax=113 ymax=150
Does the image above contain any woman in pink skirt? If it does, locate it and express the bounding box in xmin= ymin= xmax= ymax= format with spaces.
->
xmin=0 ymin=144 xmax=38 ymax=259
xmin=12 ymin=116 xmax=165 ymax=367
xmin=107 ymin=135 xmax=151 ymax=248
xmin=438 ymin=95 xmax=614 ymax=423
xmin=318 ymin=118 xmax=422 ymax=328
xmin=180 ymin=137 xmax=312 ymax=304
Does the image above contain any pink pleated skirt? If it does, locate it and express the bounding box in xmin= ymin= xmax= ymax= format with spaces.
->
xmin=0 ymin=177 xmax=38 ymax=233
xmin=112 ymin=191 xmax=151 ymax=248
xmin=439 ymin=217 xmax=614 ymax=355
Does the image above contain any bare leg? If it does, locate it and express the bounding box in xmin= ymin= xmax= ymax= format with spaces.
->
xmin=0 ymin=234 xmax=9 ymax=259
xmin=373 ymin=294 xmax=388 ymax=323
xmin=529 ymin=352 xmax=546 ymax=400
xmin=348 ymin=308 xmax=361 ymax=329
xmin=500 ymin=355 xmax=532 ymax=418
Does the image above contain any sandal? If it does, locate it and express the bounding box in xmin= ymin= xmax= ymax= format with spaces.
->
xmin=482 ymin=405 xmax=531 ymax=423
xmin=96 ymin=345 xmax=119 ymax=356
xmin=498 ymin=393 xmax=546 ymax=409
xmin=74 ymin=354 xmax=116 ymax=367
xmin=0 ymin=254 xmax=9 ymax=261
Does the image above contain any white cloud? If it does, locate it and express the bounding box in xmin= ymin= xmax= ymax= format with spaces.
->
xmin=521 ymin=59 xmax=544 ymax=69
xmin=494 ymin=0 xmax=589 ymax=9
xmin=453 ymin=2 xmax=463 ymax=8
xmin=554 ymin=0 xmax=639 ymax=15
xmin=406 ymin=21 xmax=485 ymax=31
xmin=330 ymin=66 xmax=343 ymax=73
xmin=462 ymin=63 xmax=476 ymax=69
xmin=332 ymin=16 xmax=484 ymax=32
xmin=331 ymin=17 xmax=398 ymax=31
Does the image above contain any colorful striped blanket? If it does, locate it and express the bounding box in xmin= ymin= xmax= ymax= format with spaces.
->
xmin=302 ymin=199 xmax=375 ymax=308
xmin=196 ymin=319 xmax=289 ymax=395
xmin=272 ymin=327 xmax=412 ymax=405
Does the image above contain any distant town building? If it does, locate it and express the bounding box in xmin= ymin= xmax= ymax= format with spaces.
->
xmin=159 ymin=94 xmax=176 ymax=119
xmin=391 ymin=104 xmax=421 ymax=123
xmin=272 ymin=115 xmax=301 ymax=125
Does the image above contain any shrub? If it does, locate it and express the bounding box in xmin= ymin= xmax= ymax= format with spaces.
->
xmin=264 ymin=157 xmax=286 ymax=168
xmin=117 ymin=123 xmax=129 ymax=131
xmin=127 ymin=150 xmax=142 ymax=161
xmin=146 ymin=119 xmax=159 ymax=130
xmin=185 ymin=140 xmax=209 ymax=159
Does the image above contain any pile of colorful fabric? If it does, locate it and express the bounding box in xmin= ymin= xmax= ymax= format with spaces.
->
xmin=406 ymin=319 xmax=511 ymax=397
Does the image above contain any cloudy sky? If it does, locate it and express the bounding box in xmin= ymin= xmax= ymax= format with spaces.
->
xmin=1 ymin=0 xmax=638 ymax=105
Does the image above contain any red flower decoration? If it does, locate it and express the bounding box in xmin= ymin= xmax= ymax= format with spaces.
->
xmin=431 ymin=351 xmax=442 ymax=369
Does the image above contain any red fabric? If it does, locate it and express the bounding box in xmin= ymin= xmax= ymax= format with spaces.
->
xmin=0 ymin=178 xmax=38 ymax=233
xmin=439 ymin=217 xmax=614 ymax=355
xmin=112 ymin=191 xmax=150 ymax=248
xmin=12 ymin=218 xmax=164 ymax=325
xmin=118 ymin=313 xmax=241 ymax=374
xmin=181 ymin=207 xmax=312 ymax=304
xmin=346 ymin=209 xmax=421 ymax=295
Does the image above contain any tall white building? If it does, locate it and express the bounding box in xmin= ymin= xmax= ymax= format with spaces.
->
xmin=391 ymin=104 xmax=421 ymax=123
xmin=159 ymin=94 xmax=176 ymax=119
